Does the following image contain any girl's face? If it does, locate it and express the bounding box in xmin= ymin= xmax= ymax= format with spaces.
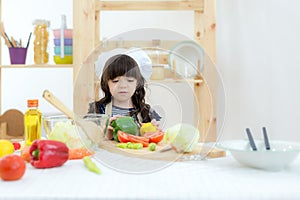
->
xmin=108 ymin=76 xmax=137 ymax=106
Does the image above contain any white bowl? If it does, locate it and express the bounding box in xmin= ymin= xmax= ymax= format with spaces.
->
xmin=216 ymin=140 xmax=300 ymax=171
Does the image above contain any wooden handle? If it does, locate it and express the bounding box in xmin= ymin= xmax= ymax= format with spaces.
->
xmin=42 ymin=90 xmax=75 ymax=119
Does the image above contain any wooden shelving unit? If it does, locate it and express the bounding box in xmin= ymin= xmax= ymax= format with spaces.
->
xmin=73 ymin=0 xmax=217 ymax=143
xmin=0 ymin=0 xmax=217 ymax=143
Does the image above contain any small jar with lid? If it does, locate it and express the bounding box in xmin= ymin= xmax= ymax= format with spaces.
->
xmin=33 ymin=19 xmax=50 ymax=64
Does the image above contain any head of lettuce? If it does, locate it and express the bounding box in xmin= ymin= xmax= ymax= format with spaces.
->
xmin=164 ymin=123 xmax=200 ymax=153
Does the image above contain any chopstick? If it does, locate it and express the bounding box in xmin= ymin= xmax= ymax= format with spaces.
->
xmin=262 ymin=127 xmax=271 ymax=150
xmin=246 ymin=128 xmax=257 ymax=151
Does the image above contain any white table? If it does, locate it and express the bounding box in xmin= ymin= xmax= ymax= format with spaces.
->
xmin=1 ymin=149 xmax=300 ymax=200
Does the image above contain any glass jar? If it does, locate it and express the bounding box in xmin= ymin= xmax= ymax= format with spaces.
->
xmin=33 ymin=19 xmax=50 ymax=64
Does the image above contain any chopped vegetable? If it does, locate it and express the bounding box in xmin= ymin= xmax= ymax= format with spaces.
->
xmin=111 ymin=116 xmax=138 ymax=141
xmin=29 ymin=140 xmax=69 ymax=169
xmin=144 ymin=131 xmax=164 ymax=143
xmin=117 ymin=131 xmax=149 ymax=147
xmin=140 ymin=122 xmax=158 ymax=136
xmin=20 ymin=146 xmax=31 ymax=162
xmin=83 ymin=156 xmax=101 ymax=174
xmin=116 ymin=142 xmax=143 ymax=149
xmin=165 ymin=123 xmax=199 ymax=153
xmin=68 ymin=148 xmax=94 ymax=160
xmin=148 ymin=143 xmax=156 ymax=151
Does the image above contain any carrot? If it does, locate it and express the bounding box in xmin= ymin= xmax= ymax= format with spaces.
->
xmin=68 ymin=148 xmax=94 ymax=160
xmin=20 ymin=146 xmax=31 ymax=162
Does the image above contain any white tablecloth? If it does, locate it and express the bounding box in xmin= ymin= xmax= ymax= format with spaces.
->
xmin=1 ymin=150 xmax=300 ymax=200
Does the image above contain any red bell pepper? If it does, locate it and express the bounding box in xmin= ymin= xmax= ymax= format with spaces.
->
xmin=29 ymin=140 xmax=69 ymax=169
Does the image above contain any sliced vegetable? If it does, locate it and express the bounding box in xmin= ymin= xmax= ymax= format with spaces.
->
xmin=148 ymin=143 xmax=156 ymax=151
xmin=144 ymin=131 xmax=164 ymax=143
xmin=68 ymin=148 xmax=94 ymax=160
xmin=117 ymin=131 xmax=149 ymax=147
xmin=20 ymin=146 xmax=31 ymax=162
xmin=111 ymin=116 xmax=138 ymax=141
xmin=83 ymin=156 xmax=101 ymax=174
xmin=116 ymin=142 xmax=143 ymax=149
xmin=140 ymin=122 xmax=158 ymax=136
xmin=117 ymin=131 xmax=131 ymax=143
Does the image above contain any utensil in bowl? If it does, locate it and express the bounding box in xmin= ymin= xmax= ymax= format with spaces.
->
xmin=262 ymin=127 xmax=271 ymax=150
xmin=216 ymin=140 xmax=300 ymax=171
xmin=42 ymin=90 xmax=108 ymax=145
xmin=245 ymin=128 xmax=257 ymax=151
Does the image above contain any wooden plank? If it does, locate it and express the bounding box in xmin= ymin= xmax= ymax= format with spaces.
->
xmin=100 ymin=140 xmax=226 ymax=160
xmin=0 ymin=64 xmax=73 ymax=68
xmin=194 ymin=0 xmax=217 ymax=142
xmin=0 ymin=0 xmax=2 ymax=114
xmin=73 ymin=0 xmax=97 ymax=114
xmin=96 ymin=1 xmax=204 ymax=11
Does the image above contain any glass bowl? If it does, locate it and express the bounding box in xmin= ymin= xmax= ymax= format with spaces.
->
xmin=216 ymin=139 xmax=300 ymax=171
xmin=43 ymin=114 xmax=109 ymax=149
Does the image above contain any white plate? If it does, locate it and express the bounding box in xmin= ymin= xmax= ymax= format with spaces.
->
xmin=168 ymin=41 xmax=204 ymax=78
xmin=216 ymin=140 xmax=300 ymax=171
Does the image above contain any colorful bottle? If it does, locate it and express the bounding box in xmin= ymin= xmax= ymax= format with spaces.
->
xmin=24 ymin=99 xmax=42 ymax=146
xmin=33 ymin=19 xmax=50 ymax=64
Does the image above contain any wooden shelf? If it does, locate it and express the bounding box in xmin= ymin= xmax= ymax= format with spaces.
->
xmin=0 ymin=64 xmax=73 ymax=68
xmin=150 ymin=78 xmax=203 ymax=84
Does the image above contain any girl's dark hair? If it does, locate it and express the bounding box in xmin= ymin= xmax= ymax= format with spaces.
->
xmin=94 ymin=54 xmax=152 ymax=122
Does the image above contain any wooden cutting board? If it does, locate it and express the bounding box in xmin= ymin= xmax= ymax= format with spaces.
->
xmin=99 ymin=140 xmax=226 ymax=161
xmin=0 ymin=109 xmax=24 ymax=140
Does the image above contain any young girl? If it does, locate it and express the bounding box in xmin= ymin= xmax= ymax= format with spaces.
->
xmin=89 ymin=54 xmax=161 ymax=139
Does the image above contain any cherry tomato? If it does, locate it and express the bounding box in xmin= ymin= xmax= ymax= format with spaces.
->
xmin=12 ymin=142 xmax=21 ymax=150
xmin=144 ymin=131 xmax=165 ymax=143
xmin=0 ymin=154 xmax=26 ymax=181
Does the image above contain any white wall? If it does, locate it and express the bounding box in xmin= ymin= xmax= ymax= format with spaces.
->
xmin=217 ymin=0 xmax=300 ymax=141
xmin=2 ymin=0 xmax=300 ymax=141
xmin=1 ymin=0 xmax=73 ymax=113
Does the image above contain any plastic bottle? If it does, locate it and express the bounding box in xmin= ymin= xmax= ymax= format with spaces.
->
xmin=33 ymin=19 xmax=50 ymax=64
xmin=24 ymin=99 xmax=42 ymax=146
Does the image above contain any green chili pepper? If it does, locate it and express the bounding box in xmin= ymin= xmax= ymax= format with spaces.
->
xmin=83 ymin=156 xmax=101 ymax=175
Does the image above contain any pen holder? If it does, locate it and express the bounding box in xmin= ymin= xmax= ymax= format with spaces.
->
xmin=9 ymin=47 xmax=28 ymax=64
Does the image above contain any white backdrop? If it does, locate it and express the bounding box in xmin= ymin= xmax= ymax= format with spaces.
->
xmin=1 ymin=0 xmax=300 ymax=141
xmin=217 ymin=0 xmax=300 ymax=142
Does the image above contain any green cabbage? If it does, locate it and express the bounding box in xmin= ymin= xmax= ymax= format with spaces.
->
xmin=48 ymin=121 xmax=92 ymax=148
xmin=165 ymin=123 xmax=199 ymax=152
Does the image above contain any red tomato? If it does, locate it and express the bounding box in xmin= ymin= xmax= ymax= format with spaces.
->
xmin=117 ymin=131 xmax=149 ymax=147
xmin=0 ymin=154 xmax=26 ymax=181
xmin=128 ymin=137 xmax=149 ymax=147
xmin=144 ymin=131 xmax=165 ymax=143
xmin=117 ymin=131 xmax=131 ymax=143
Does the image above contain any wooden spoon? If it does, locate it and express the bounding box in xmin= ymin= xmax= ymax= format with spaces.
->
xmin=42 ymin=90 xmax=103 ymax=144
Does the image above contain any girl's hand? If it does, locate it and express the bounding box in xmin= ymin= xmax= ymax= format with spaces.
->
xmin=151 ymin=119 xmax=161 ymax=131
xmin=105 ymin=115 xmax=122 ymax=140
